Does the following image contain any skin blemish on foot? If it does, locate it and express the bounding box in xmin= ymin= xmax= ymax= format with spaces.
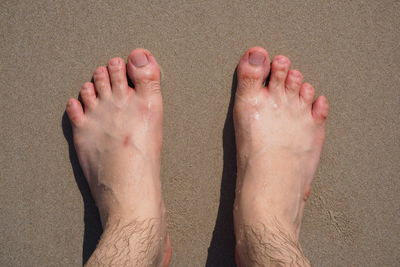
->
xmin=303 ymin=187 xmax=312 ymax=201
xmin=123 ymin=135 xmax=131 ymax=147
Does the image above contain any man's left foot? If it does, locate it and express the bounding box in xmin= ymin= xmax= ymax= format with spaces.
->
xmin=66 ymin=49 xmax=171 ymax=266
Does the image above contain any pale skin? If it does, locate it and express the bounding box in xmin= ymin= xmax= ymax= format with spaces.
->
xmin=66 ymin=47 xmax=328 ymax=266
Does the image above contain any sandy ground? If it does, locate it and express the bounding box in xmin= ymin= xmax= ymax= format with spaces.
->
xmin=1 ymin=0 xmax=399 ymax=266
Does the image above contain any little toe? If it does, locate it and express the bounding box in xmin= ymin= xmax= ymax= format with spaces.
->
xmin=107 ymin=57 xmax=129 ymax=97
xmin=236 ymin=46 xmax=271 ymax=97
xmin=268 ymin=55 xmax=291 ymax=95
xmin=80 ymin=82 xmax=97 ymax=109
xmin=312 ymin=95 xmax=329 ymax=123
xmin=127 ymin=48 xmax=161 ymax=97
xmin=93 ymin=66 xmax=111 ymax=98
xmin=285 ymin=70 xmax=303 ymax=95
xmin=299 ymin=83 xmax=315 ymax=105
xmin=66 ymin=98 xmax=84 ymax=126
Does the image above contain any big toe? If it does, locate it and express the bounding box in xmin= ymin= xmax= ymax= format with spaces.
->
xmin=236 ymin=47 xmax=270 ymax=97
xmin=127 ymin=48 xmax=161 ymax=98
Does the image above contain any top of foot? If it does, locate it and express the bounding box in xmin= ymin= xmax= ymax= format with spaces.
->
xmin=66 ymin=48 xmax=165 ymax=225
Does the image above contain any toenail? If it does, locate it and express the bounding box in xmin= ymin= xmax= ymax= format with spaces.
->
xmin=291 ymin=71 xmax=300 ymax=77
xmin=130 ymin=51 xmax=149 ymax=67
xmin=110 ymin=58 xmax=120 ymax=66
xmin=277 ymin=56 xmax=288 ymax=64
xmin=249 ymin=51 xmax=265 ymax=66
xmin=95 ymin=68 xmax=103 ymax=74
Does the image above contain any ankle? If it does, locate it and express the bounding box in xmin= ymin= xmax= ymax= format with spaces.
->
xmin=96 ymin=193 xmax=165 ymax=228
xmin=102 ymin=207 xmax=165 ymax=230
xmin=88 ymin=216 xmax=167 ymax=267
xmin=235 ymin=221 xmax=309 ymax=266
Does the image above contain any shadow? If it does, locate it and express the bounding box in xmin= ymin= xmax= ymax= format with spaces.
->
xmin=206 ymin=71 xmax=238 ymax=267
xmin=62 ymin=112 xmax=103 ymax=265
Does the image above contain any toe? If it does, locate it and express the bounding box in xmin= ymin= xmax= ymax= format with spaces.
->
xmin=66 ymin=98 xmax=84 ymax=126
xmin=107 ymin=57 xmax=129 ymax=97
xmin=93 ymin=66 xmax=111 ymax=97
xmin=312 ymin=95 xmax=329 ymax=123
xmin=127 ymin=48 xmax=161 ymax=97
xmin=80 ymin=82 xmax=97 ymax=109
xmin=300 ymin=83 xmax=315 ymax=105
xmin=285 ymin=70 xmax=303 ymax=95
xmin=268 ymin=55 xmax=291 ymax=95
xmin=236 ymin=46 xmax=270 ymax=97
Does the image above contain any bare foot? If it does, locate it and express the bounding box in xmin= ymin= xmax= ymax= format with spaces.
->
xmin=233 ymin=47 xmax=329 ymax=266
xmin=66 ymin=49 xmax=171 ymax=266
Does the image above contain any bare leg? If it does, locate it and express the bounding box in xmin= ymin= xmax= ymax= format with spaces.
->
xmin=233 ymin=47 xmax=329 ymax=266
xmin=66 ymin=49 xmax=172 ymax=266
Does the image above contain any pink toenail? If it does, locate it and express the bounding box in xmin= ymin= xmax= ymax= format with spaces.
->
xmin=291 ymin=71 xmax=300 ymax=77
xmin=249 ymin=51 xmax=265 ymax=66
xmin=277 ymin=56 xmax=287 ymax=64
xmin=131 ymin=52 xmax=149 ymax=67
xmin=110 ymin=58 xmax=120 ymax=66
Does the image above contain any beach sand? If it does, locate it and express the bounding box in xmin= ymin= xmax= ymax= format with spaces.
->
xmin=1 ymin=0 xmax=399 ymax=266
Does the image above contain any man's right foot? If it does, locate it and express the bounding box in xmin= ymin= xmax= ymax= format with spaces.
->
xmin=233 ymin=47 xmax=329 ymax=266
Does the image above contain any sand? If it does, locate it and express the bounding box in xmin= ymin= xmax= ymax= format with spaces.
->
xmin=1 ymin=0 xmax=399 ymax=266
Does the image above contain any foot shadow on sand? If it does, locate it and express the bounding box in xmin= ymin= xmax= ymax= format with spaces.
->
xmin=62 ymin=112 xmax=103 ymax=265
xmin=206 ymin=71 xmax=238 ymax=267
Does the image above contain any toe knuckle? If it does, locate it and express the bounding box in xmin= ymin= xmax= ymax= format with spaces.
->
xmin=238 ymin=68 xmax=264 ymax=81
xmin=239 ymin=78 xmax=258 ymax=89
xmin=147 ymin=81 xmax=161 ymax=94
